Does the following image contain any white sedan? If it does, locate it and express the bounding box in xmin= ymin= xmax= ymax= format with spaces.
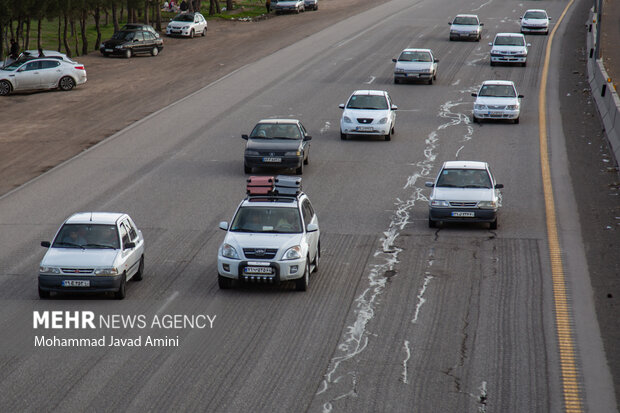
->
xmin=166 ymin=12 xmax=207 ymax=37
xmin=521 ymin=9 xmax=551 ymax=35
xmin=392 ymin=48 xmax=438 ymax=84
xmin=472 ymin=80 xmax=523 ymax=124
xmin=339 ymin=90 xmax=397 ymax=141
xmin=0 ymin=57 xmax=86 ymax=96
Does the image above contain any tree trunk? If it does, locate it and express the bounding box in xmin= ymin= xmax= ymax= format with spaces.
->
xmin=209 ymin=0 xmax=221 ymax=15
xmin=94 ymin=6 xmax=101 ymax=50
xmin=80 ymin=9 xmax=88 ymax=55
xmin=57 ymin=16 xmax=62 ymax=52
xmin=24 ymin=19 xmax=31 ymax=50
xmin=144 ymin=1 xmax=149 ymax=25
xmin=112 ymin=3 xmax=120 ymax=32
xmin=71 ymin=18 xmax=79 ymax=56
xmin=0 ymin=22 xmax=4 ymax=60
xmin=37 ymin=18 xmax=42 ymax=51
xmin=226 ymin=0 xmax=232 ymax=13
xmin=156 ymin=3 xmax=162 ymax=32
xmin=63 ymin=14 xmax=71 ymax=57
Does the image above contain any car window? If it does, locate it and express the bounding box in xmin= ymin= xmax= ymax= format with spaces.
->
xmin=299 ymin=123 xmax=307 ymax=137
xmin=144 ymin=32 xmax=155 ymax=40
xmin=301 ymin=200 xmax=314 ymax=227
xmin=453 ymin=16 xmax=478 ymax=25
xmin=24 ymin=61 xmax=41 ymax=71
xmin=524 ymin=11 xmax=546 ymax=19
xmin=398 ymin=51 xmax=432 ymax=62
xmin=347 ymin=95 xmax=389 ymax=110
xmin=437 ymin=169 xmax=492 ymax=188
xmin=40 ymin=60 xmax=60 ymax=69
xmin=52 ymin=224 xmax=119 ymax=249
xmin=119 ymin=223 xmax=130 ymax=247
xmin=494 ymin=36 xmax=525 ymax=46
xmin=231 ymin=206 xmax=302 ymax=234
xmin=134 ymin=31 xmax=144 ymax=41
xmin=173 ymin=14 xmax=194 ymax=22
xmin=479 ymin=84 xmax=516 ymax=98
xmin=124 ymin=219 xmax=138 ymax=241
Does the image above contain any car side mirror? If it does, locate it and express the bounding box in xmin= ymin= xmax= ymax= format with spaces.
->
xmin=306 ymin=223 xmax=318 ymax=232
xmin=133 ymin=39 xmax=139 ymax=42
xmin=392 ymin=58 xmax=397 ymax=62
xmin=219 ymin=221 xmax=229 ymax=231
xmin=124 ymin=242 xmax=136 ymax=250
xmin=339 ymin=103 xmax=345 ymax=109
xmin=17 ymin=67 xmax=25 ymax=72
xmin=391 ymin=105 xmax=398 ymax=111
xmin=548 ymin=17 xmax=552 ymax=20
xmin=527 ymin=43 xmax=531 ymax=47
xmin=425 ymin=182 xmax=434 ymax=188
xmin=434 ymin=59 xmax=439 ymax=63
xmin=242 ymin=134 xmax=248 ymax=140
xmin=304 ymin=135 xmax=312 ymax=141
xmin=488 ymin=42 xmax=493 ymax=46
xmin=41 ymin=241 xmax=51 ymax=248
xmin=518 ymin=94 xmax=524 ymax=98
xmin=495 ymin=184 xmax=504 ymax=189
xmin=479 ymin=23 xmax=484 ymax=26
xmin=471 ymin=93 xmax=478 ymax=97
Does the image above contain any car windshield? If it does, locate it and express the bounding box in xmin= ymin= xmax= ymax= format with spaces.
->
xmin=494 ymin=36 xmax=525 ymax=46
xmin=250 ymin=123 xmax=301 ymax=139
xmin=230 ymin=206 xmax=302 ymax=234
xmin=52 ymin=224 xmax=120 ymax=249
xmin=524 ymin=11 xmax=547 ymax=19
xmin=173 ymin=14 xmax=195 ymax=22
xmin=478 ymin=84 xmax=516 ymax=98
xmin=398 ymin=51 xmax=432 ymax=62
xmin=453 ymin=16 xmax=478 ymax=25
xmin=436 ymin=169 xmax=492 ymax=188
xmin=1 ymin=61 xmax=24 ymax=71
xmin=112 ymin=30 xmax=135 ymax=41
xmin=346 ymin=95 xmax=388 ymax=110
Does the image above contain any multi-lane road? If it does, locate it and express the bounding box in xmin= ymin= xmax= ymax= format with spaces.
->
xmin=0 ymin=0 xmax=618 ymax=411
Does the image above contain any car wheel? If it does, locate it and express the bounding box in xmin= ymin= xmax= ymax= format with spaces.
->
xmin=428 ymin=217 xmax=436 ymax=228
xmin=394 ymin=77 xmax=399 ymax=84
xmin=201 ymin=27 xmax=206 ymax=37
xmin=476 ymin=35 xmax=481 ymax=42
xmin=0 ymin=80 xmax=11 ymax=96
xmin=296 ymin=7 xmax=300 ymax=13
xmin=151 ymin=47 xmax=159 ymax=56
xmin=428 ymin=77 xmax=433 ymax=85
xmin=58 ymin=76 xmax=75 ymax=91
xmin=295 ymin=162 xmax=303 ymax=175
xmin=102 ymin=52 xmax=109 ymax=57
xmin=314 ymin=4 xmax=318 ymax=9
xmin=312 ymin=242 xmax=320 ymax=273
xmin=38 ymin=286 xmax=50 ymax=299
xmin=133 ymin=255 xmax=144 ymax=281
xmin=124 ymin=49 xmax=132 ymax=59
xmin=490 ymin=61 xmax=495 ymax=66
xmin=295 ymin=261 xmax=310 ymax=291
xmin=490 ymin=218 xmax=498 ymax=230
xmin=514 ymin=117 xmax=520 ymax=124
xmin=218 ymin=274 xmax=233 ymax=289
xmin=303 ymin=153 xmax=309 ymax=165
xmin=522 ymin=61 xmax=527 ymax=67
xmin=115 ymin=273 xmax=126 ymax=299
xmin=189 ymin=29 xmax=195 ymax=38
xmin=340 ymin=132 xmax=347 ymax=140
xmin=244 ymin=164 xmax=252 ymax=174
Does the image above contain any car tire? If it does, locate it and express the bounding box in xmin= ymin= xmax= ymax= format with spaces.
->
xmin=312 ymin=242 xmax=320 ymax=273
xmin=472 ymin=115 xmax=479 ymax=124
xmin=514 ymin=117 xmax=520 ymax=124
xmin=102 ymin=52 xmax=109 ymax=57
xmin=0 ymin=80 xmax=12 ymax=96
xmin=476 ymin=35 xmax=481 ymax=42
xmin=295 ymin=162 xmax=303 ymax=175
xmin=490 ymin=218 xmax=498 ymax=230
xmin=124 ymin=49 xmax=132 ymax=59
xmin=58 ymin=76 xmax=75 ymax=91
xmin=304 ymin=153 xmax=309 ymax=165
xmin=189 ymin=29 xmax=195 ymax=38
xmin=428 ymin=77 xmax=433 ymax=85
xmin=490 ymin=61 xmax=495 ymax=66
xmin=522 ymin=61 xmax=527 ymax=67
xmin=38 ymin=286 xmax=50 ymax=299
xmin=218 ymin=274 xmax=233 ymax=289
xmin=340 ymin=132 xmax=347 ymax=140
xmin=115 ymin=273 xmax=127 ymax=300
xmin=201 ymin=28 xmax=206 ymax=37
xmin=244 ymin=164 xmax=252 ymax=174
xmin=428 ymin=217 xmax=436 ymax=228
xmin=394 ymin=77 xmax=399 ymax=84
xmin=151 ymin=47 xmax=159 ymax=56
xmin=314 ymin=4 xmax=318 ymax=9
xmin=133 ymin=256 xmax=144 ymax=281
xmin=295 ymin=261 xmax=310 ymax=291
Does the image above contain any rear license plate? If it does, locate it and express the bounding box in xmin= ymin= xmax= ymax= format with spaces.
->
xmin=262 ymin=157 xmax=281 ymax=163
xmin=452 ymin=211 xmax=475 ymax=217
xmin=356 ymin=126 xmax=374 ymax=131
xmin=62 ymin=280 xmax=90 ymax=287
xmin=244 ymin=267 xmax=274 ymax=275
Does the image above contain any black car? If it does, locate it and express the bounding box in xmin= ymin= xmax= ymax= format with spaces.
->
xmin=242 ymin=119 xmax=312 ymax=175
xmin=100 ymin=29 xmax=163 ymax=58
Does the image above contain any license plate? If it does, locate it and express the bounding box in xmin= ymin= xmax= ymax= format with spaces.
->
xmin=406 ymin=73 xmax=419 ymax=77
xmin=244 ymin=267 xmax=274 ymax=275
xmin=489 ymin=111 xmax=503 ymax=116
xmin=356 ymin=126 xmax=374 ymax=131
xmin=262 ymin=157 xmax=281 ymax=163
xmin=452 ymin=211 xmax=475 ymax=217
xmin=62 ymin=280 xmax=90 ymax=287
xmin=105 ymin=49 xmax=113 ymax=52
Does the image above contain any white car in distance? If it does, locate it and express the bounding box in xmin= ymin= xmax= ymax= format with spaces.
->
xmin=449 ymin=14 xmax=483 ymax=41
xmin=520 ymin=9 xmax=550 ymax=35
xmin=489 ymin=33 xmax=531 ymax=66
xmin=472 ymin=80 xmax=523 ymax=124
xmin=166 ymin=12 xmax=207 ymax=37
xmin=339 ymin=90 xmax=397 ymax=141
xmin=392 ymin=48 xmax=438 ymax=85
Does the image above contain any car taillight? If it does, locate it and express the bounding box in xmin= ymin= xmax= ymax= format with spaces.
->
xmin=74 ymin=65 xmax=85 ymax=70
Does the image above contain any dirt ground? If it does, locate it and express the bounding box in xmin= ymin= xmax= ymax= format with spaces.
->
xmin=0 ymin=0 xmax=385 ymax=196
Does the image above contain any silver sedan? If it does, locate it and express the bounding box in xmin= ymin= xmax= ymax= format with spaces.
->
xmin=0 ymin=57 xmax=87 ymax=96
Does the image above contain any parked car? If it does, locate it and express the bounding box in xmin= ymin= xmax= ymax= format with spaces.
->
xmin=0 ymin=57 xmax=86 ymax=96
xmin=217 ymin=177 xmax=320 ymax=291
xmin=520 ymin=9 xmax=550 ymax=35
xmin=425 ymin=161 xmax=503 ymax=229
xmin=38 ymin=212 xmax=145 ymax=299
xmin=449 ymin=14 xmax=483 ymax=41
xmin=392 ymin=48 xmax=438 ymax=84
xmin=304 ymin=0 xmax=318 ymax=10
xmin=274 ymin=0 xmax=305 ymax=14
xmin=166 ymin=12 xmax=207 ymax=37
xmin=339 ymin=90 xmax=397 ymax=140
xmin=121 ymin=23 xmax=160 ymax=38
xmin=472 ymin=80 xmax=523 ymax=124
xmin=100 ymin=29 xmax=164 ymax=58
xmin=489 ymin=33 xmax=531 ymax=66
xmin=242 ymin=119 xmax=311 ymax=175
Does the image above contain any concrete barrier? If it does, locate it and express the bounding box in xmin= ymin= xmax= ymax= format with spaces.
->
xmin=587 ymin=10 xmax=620 ymax=168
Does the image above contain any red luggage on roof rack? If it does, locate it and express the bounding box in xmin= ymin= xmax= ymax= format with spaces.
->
xmin=247 ymin=176 xmax=274 ymax=195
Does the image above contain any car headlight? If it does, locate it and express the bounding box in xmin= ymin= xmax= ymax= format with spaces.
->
xmin=39 ymin=266 xmax=61 ymax=275
xmin=221 ymin=243 xmax=239 ymax=259
xmin=343 ymin=116 xmax=352 ymax=123
xmin=431 ymin=200 xmax=450 ymax=207
xmin=378 ymin=117 xmax=388 ymax=124
xmin=285 ymin=151 xmax=301 ymax=156
xmin=115 ymin=45 xmax=123 ymax=49
xmin=395 ymin=68 xmax=405 ymax=73
xmin=478 ymin=201 xmax=497 ymax=209
xmin=183 ymin=25 xmax=189 ymax=29
xmin=506 ymin=105 xmax=518 ymax=110
xmin=94 ymin=267 xmax=119 ymax=276
xmin=515 ymin=53 xmax=527 ymax=57
xmin=282 ymin=246 xmax=302 ymax=260
xmin=245 ymin=150 xmax=259 ymax=156
xmin=474 ymin=104 xmax=487 ymax=110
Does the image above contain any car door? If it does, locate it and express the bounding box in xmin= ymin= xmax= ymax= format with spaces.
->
xmin=14 ymin=60 xmax=43 ymax=90
xmin=119 ymin=221 xmax=138 ymax=278
xmin=386 ymin=93 xmax=396 ymax=126
xmin=133 ymin=31 xmax=145 ymax=54
xmin=301 ymin=199 xmax=319 ymax=262
xmin=38 ymin=60 xmax=62 ymax=89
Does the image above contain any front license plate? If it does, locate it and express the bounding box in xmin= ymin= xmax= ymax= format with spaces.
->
xmin=244 ymin=267 xmax=274 ymax=275
xmin=62 ymin=280 xmax=90 ymax=287
xmin=356 ymin=126 xmax=374 ymax=131
xmin=452 ymin=211 xmax=475 ymax=217
xmin=105 ymin=49 xmax=113 ymax=52
xmin=406 ymin=73 xmax=419 ymax=77
xmin=489 ymin=111 xmax=503 ymax=116
xmin=262 ymin=157 xmax=281 ymax=163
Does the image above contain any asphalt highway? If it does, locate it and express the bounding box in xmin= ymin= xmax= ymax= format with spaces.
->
xmin=0 ymin=0 xmax=617 ymax=411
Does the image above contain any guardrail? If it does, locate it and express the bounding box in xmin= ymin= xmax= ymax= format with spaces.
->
xmin=587 ymin=9 xmax=620 ymax=167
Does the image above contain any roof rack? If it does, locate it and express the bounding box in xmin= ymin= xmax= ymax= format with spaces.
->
xmin=246 ymin=175 xmax=302 ymax=198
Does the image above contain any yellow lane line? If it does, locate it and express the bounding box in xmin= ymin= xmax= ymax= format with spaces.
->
xmin=538 ymin=0 xmax=582 ymax=411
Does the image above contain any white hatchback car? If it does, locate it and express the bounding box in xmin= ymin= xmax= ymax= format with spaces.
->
xmin=472 ymin=80 xmax=523 ymax=123
xmin=274 ymin=0 xmax=305 ymax=14
xmin=38 ymin=212 xmax=145 ymax=299
xmin=217 ymin=177 xmax=320 ymax=291
xmin=392 ymin=48 xmax=438 ymax=84
xmin=489 ymin=33 xmax=531 ymax=66
xmin=425 ymin=161 xmax=503 ymax=229
xmin=449 ymin=14 xmax=484 ymax=41
xmin=520 ymin=9 xmax=550 ymax=35
xmin=166 ymin=12 xmax=207 ymax=37
xmin=0 ymin=57 xmax=87 ymax=96
xmin=339 ymin=90 xmax=397 ymax=140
